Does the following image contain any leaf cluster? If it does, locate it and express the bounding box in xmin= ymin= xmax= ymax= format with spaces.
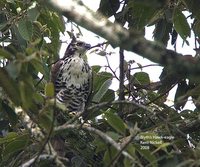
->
xmin=0 ymin=0 xmax=200 ymax=167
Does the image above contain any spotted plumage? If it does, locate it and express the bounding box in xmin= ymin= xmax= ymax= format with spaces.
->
xmin=51 ymin=38 xmax=92 ymax=112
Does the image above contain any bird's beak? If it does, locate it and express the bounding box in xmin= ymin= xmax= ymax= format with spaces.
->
xmin=84 ymin=43 xmax=91 ymax=50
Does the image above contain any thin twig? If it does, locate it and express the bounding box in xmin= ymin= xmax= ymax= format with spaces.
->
xmin=87 ymin=100 xmax=152 ymax=113
xmin=130 ymin=64 xmax=160 ymax=70
xmin=35 ymin=75 xmax=44 ymax=87
xmin=32 ymin=99 xmax=57 ymax=166
xmin=109 ymin=124 xmax=141 ymax=167
xmin=105 ymin=55 xmax=119 ymax=80
xmin=90 ymin=42 xmax=108 ymax=49
xmin=145 ymin=82 xmax=177 ymax=106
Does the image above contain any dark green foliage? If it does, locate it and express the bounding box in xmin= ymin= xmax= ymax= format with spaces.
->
xmin=97 ymin=0 xmax=120 ymax=18
xmin=173 ymin=8 xmax=191 ymax=41
xmin=154 ymin=19 xmax=173 ymax=46
xmin=0 ymin=0 xmax=200 ymax=166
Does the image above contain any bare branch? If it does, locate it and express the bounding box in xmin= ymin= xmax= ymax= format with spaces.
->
xmin=86 ymin=100 xmax=153 ymax=113
xmin=45 ymin=0 xmax=200 ymax=77
xmin=90 ymin=42 xmax=108 ymax=49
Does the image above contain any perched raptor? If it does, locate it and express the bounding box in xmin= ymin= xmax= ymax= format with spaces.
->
xmin=51 ymin=38 xmax=92 ymax=113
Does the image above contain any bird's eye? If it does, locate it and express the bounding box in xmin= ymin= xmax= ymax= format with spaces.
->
xmin=77 ymin=42 xmax=84 ymax=46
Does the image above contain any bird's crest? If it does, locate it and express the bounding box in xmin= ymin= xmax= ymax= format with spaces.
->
xmin=64 ymin=37 xmax=91 ymax=58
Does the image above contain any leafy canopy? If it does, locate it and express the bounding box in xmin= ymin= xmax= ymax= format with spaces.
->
xmin=0 ymin=0 xmax=200 ymax=166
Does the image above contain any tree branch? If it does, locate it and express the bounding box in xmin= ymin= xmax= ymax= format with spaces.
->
xmin=45 ymin=0 xmax=200 ymax=77
xmin=16 ymin=107 xmax=65 ymax=167
xmin=118 ymin=48 xmax=125 ymax=117
xmin=20 ymin=153 xmax=67 ymax=167
xmin=86 ymin=100 xmax=199 ymax=145
xmin=109 ymin=124 xmax=140 ymax=167
xmin=54 ymin=124 xmax=136 ymax=162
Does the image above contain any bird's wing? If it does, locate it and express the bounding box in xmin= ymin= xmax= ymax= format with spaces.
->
xmin=88 ymin=68 xmax=93 ymax=98
xmin=85 ymin=67 xmax=93 ymax=107
xmin=50 ymin=60 xmax=63 ymax=83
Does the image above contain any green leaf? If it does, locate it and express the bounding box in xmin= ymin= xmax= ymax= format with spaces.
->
xmin=18 ymin=19 xmax=33 ymax=41
xmin=193 ymin=20 xmax=200 ymax=38
xmin=93 ymin=137 xmax=107 ymax=153
xmin=152 ymin=142 xmax=170 ymax=154
xmin=100 ymin=89 xmax=115 ymax=103
xmin=5 ymin=61 xmax=22 ymax=79
xmin=12 ymin=25 xmax=27 ymax=49
xmin=173 ymin=8 xmax=190 ymax=40
xmin=183 ymin=0 xmax=200 ymax=20
xmin=40 ymin=11 xmax=61 ymax=55
xmin=0 ymin=22 xmax=9 ymax=32
xmin=27 ymin=7 xmax=39 ymax=21
xmin=148 ymin=91 xmax=166 ymax=105
xmin=19 ymin=80 xmax=34 ymax=110
xmin=39 ymin=107 xmax=54 ymax=131
xmin=0 ymin=68 xmax=20 ymax=105
xmin=133 ymin=143 xmax=158 ymax=167
xmin=93 ymin=71 xmax=113 ymax=93
xmin=0 ymin=132 xmax=18 ymax=144
xmin=0 ymin=48 xmax=13 ymax=60
xmin=158 ymin=67 xmax=179 ymax=95
xmin=97 ymin=0 xmax=120 ymax=18
xmin=174 ymin=80 xmax=188 ymax=110
xmin=186 ymin=85 xmax=200 ymax=96
xmin=126 ymin=144 xmax=136 ymax=157
xmin=158 ymin=155 xmax=180 ymax=166
xmin=2 ymin=102 xmax=18 ymax=126
xmin=148 ymin=9 xmax=165 ymax=26
xmin=127 ymin=0 xmax=161 ymax=29
xmin=3 ymin=134 xmax=29 ymax=157
xmin=104 ymin=109 xmax=126 ymax=135
xmin=103 ymin=146 xmax=118 ymax=165
xmin=133 ymin=72 xmax=150 ymax=85
xmin=52 ymin=12 xmax=65 ymax=33
xmin=96 ymin=50 xmax=107 ymax=56
xmin=93 ymin=79 xmax=112 ymax=103
xmin=45 ymin=82 xmax=54 ymax=97
xmin=30 ymin=59 xmax=46 ymax=76
xmin=106 ymin=131 xmax=121 ymax=141
xmin=92 ymin=65 xmax=101 ymax=73
xmin=33 ymin=92 xmax=44 ymax=104
xmin=153 ymin=19 xmax=172 ymax=46
xmin=124 ymin=157 xmax=132 ymax=167
xmin=31 ymin=21 xmax=45 ymax=42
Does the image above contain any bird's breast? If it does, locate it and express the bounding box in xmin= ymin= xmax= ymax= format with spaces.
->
xmin=61 ymin=56 xmax=90 ymax=87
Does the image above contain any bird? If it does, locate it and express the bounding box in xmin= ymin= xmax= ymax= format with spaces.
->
xmin=51 ymin=37 xmax=92 ymax=113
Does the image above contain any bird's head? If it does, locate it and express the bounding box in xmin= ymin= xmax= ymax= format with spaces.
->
xmin=64 ymin=38 xmax=91 ymax=57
